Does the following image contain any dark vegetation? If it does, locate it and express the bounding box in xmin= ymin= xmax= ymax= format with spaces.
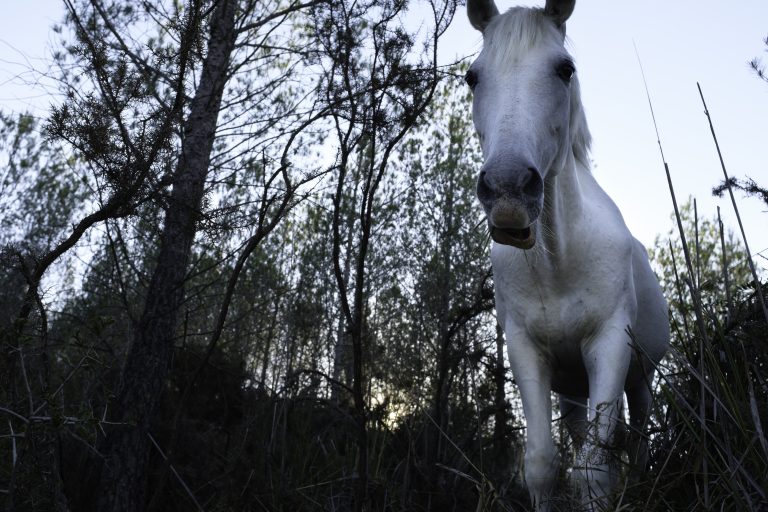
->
xmin=0 ymin=1 xmax=766 ymax=511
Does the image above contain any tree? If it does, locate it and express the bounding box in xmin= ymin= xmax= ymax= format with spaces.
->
xmin=93 ymin=2 xmax=240 ymax=507
xmin=0 ymin=110 xmax=92 ymax=512
xmin=2 ymin=0 xmax=327 ymax=508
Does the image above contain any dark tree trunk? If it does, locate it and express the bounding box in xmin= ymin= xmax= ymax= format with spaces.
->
xmin=331 ymin=175 xmax=358 ymax=404
xmin=259 ymin=297 xmax=281 ymax=394
xmin=95 ymin=2 xmax=237 ymax=510
xmin=429 ymin=163 xmax=456 ymax=479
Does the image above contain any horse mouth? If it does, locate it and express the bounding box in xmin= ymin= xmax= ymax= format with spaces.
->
xmin=491 ymin=225 xmax=535 ymax=249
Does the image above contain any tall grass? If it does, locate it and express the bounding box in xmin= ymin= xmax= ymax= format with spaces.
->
xmin=632 ymin=85 xmax=768 ymax=512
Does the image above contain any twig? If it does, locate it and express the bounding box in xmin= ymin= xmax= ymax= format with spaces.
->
xmin=146 ymin=432 xmax=205 ymax=512
xmin=0 ymin=407 xmax=29 ymax=425
xmin=8 ymin=421 xmax=17 ymax=467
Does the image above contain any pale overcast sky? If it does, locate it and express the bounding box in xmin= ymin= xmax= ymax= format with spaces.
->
xmin=1 ymin=0 xmax=766 ymax=268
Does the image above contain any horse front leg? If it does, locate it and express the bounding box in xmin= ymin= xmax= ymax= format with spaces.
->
xmin=578 ymin=322 xmax=633 ymax=510
xmin=506 ymin=333 xmax=558 ymax=511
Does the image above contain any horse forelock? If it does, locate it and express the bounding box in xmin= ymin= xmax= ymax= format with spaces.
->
xmin=483 ymin=8 xmax=558 ymax=67
xmin=483 ymin=7 xmax=592 ymax=169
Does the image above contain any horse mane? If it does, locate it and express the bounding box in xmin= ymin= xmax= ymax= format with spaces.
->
xmin=484 ymin=7 xmax=592 ymax=169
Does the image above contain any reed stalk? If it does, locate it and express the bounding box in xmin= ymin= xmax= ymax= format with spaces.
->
xmin=717 ymin=206 xmax=733 ymax=319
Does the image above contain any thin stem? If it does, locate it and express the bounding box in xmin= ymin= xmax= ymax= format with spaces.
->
xmin=716 ymin=207 xmax=733 ymax=319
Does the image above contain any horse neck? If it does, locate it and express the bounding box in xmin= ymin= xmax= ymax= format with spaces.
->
xmin=538 ymin=154 xmax=586 ymax=260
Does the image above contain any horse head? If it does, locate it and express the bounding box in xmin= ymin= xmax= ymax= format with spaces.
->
xmin=466 ymin=0 xmax=589 ymax=249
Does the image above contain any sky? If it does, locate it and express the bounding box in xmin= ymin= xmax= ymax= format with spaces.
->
xmin=1 ymin=0 xmax=766 ymax=269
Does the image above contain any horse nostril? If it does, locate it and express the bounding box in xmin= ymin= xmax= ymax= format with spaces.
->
xmin=521 ymin=167 xmax=543 ymax=198
xmin=477 ymin=171 xmax=497 ymax=201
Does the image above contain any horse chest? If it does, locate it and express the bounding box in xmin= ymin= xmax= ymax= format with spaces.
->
xmin=494 ymin=251 xmax=633 ymax=354
xmin=497 ymin=267 xmax=630 ymax=396
xmin=516 ymin=285 xmax=603 ymax=353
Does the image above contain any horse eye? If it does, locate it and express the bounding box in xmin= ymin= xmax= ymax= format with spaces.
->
xmin=556 ymin=61 xmax=575 ymax=83
xmin=465 ymin=69 xmax=479 ymax=90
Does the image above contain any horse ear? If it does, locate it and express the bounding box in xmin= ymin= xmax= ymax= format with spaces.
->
xmin=544 ymin=0 xmax=575 ymax=27
xmin=467 ymin=0 xmax=499 ymax=32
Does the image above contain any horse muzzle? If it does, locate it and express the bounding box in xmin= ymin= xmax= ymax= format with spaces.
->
xmin=488 ymin=198 xmax=537 ymax=249
xmin=477 ymin=165 xmax=543 ymax=249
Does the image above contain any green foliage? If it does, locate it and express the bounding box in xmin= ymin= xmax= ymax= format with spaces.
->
xmin=650 ymin=197 xmax=752 ymax=327
xmin=0 ymin=112 xmax=87 ymax=249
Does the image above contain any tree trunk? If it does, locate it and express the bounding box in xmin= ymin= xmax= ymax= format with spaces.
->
xmin=95 ymin=2 xmax=237 ymax=510
xmin=259 ymin=296 xmax=281 ymax=394
xmin=331 ymin=175 xmax=358 ymax=404
xmin=429 ymin=162 xmax=456 ymax=478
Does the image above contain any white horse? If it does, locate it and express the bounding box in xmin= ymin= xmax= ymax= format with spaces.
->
xmin=465 ymin=1 xmax=669 ymax=510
